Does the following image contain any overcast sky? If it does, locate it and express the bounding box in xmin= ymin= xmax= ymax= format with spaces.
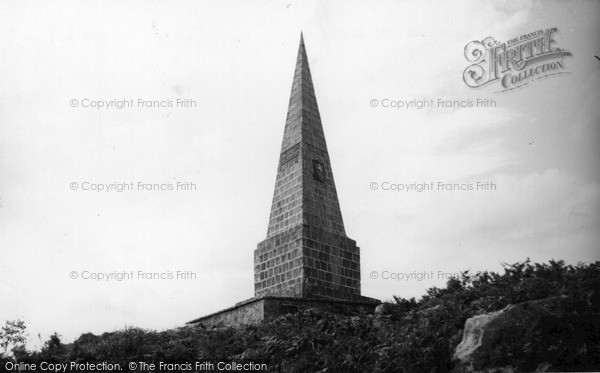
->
xmin=1 ymin=0 xmax=599 ymax=347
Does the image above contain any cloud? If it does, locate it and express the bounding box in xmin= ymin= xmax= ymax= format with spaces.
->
xmin=401 ymin=168 xmax=600 ymax=254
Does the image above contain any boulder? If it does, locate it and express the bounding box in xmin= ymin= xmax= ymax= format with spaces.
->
xmin=453 ymin=306 xmax=510 ymax=363
xmin=452 ymin=296 xmax=599 ymax=372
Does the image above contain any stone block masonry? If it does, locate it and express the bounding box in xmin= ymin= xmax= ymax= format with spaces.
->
xmin=253 ymin=33 xmax=363 ymax=301
xmin=187 ymin=296 xmax=378 ymax=328
xmin=255 ymin=225 xmax=361 ymax=300
xmin=188 ymin=33 xmax=378 ymax=328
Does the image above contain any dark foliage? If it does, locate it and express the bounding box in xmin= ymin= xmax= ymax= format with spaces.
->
xmin=3 ymin=259 xmax=599 ymax=372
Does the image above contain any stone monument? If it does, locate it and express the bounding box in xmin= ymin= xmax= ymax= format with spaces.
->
xmin=188 ymin=34 xmax=378 ymax=327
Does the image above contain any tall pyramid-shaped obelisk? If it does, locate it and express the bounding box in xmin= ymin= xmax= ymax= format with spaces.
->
xmin=187 ymin=34 xmax=376 ymax=328
xmin=254 ymin=34 xmax=362 ymax=301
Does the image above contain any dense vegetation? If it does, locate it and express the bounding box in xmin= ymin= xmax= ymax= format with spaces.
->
xmin=2 ymin=259 xmax=599 ymax=372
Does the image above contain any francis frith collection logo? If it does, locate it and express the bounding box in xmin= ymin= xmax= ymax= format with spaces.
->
xmin=463 ymin=27 xmax=572 ymax=92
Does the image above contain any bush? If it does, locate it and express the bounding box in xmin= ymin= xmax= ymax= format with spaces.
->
xmin=7 ymin=259 xmax=599 ymax=372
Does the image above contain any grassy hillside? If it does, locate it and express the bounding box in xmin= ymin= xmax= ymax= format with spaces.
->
xmin=3 ymin=259 xmax=599 ymax=372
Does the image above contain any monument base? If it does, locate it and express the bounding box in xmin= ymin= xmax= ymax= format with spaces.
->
xmin=186 ymin=296 xmax=380 ymax=328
